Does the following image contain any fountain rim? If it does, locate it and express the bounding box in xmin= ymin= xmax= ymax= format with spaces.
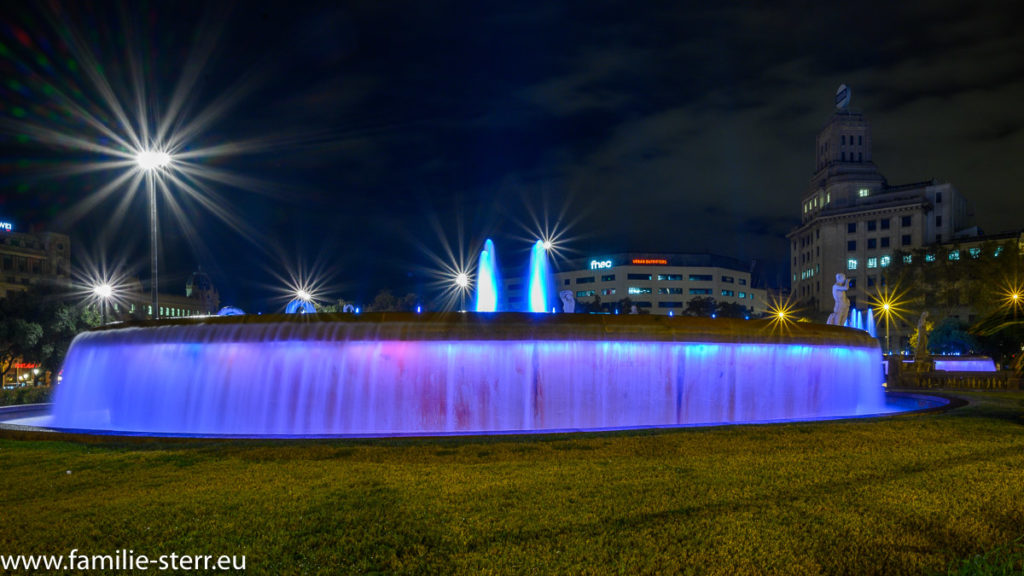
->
xmin=86 ymin=311 xmax=880 ymax=348
xmin=0 ymin=392 xmax=952 ymax=439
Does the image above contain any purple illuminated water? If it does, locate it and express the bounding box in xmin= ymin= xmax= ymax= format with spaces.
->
xmin=933 ymin=357 xmax=997 ymax=372
xmin=48 ymin=314 xmax=892 ymax=437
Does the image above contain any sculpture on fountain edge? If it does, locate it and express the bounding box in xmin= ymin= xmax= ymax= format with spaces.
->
xmin=559 ymin=290 xmax=575 ymax=314
xmin=826 ymin=272 xmax=850 ymax=326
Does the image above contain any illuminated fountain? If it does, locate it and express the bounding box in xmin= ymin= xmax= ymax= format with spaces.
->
xmin=32 ymin=240 xmax=940 ymax=438
xmin=527 ymin=240 xmax=552 ymax=313
xmin=38 ymin=312 xmax=916 ymax=437
xmin=474 ymin=239 xmax=500 ymax=312
xmin=474 ymin=238 xmax=550 ymax=313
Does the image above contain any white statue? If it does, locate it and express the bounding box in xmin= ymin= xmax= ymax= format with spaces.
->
xmin=826 ymin=273 xmax=850 ymax=326
xmin=559 ymin=290 xmax=575 ymax=314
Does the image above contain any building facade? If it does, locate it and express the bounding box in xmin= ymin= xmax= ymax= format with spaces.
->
xmin=0 ymin=221 xmax=71 ymax=299
xmin=105 ymin=270 xmax=221 ymax=321
xmin=503 ymin=253 xmax=766 ymax=316
xmin=788 ymin=91 xmax=972 ymax=313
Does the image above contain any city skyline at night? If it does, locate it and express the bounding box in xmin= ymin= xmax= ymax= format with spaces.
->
xmin=2 ymin=2 xmax=1022 ymax=310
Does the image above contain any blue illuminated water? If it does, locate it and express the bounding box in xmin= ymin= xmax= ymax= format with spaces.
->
xmin=48 ymin=317 xmax=896 ymax=437
xmin=475 ymin=239 xmax=500 ymax=312
xmin=527 ymin=240 xmax=551 ymax=313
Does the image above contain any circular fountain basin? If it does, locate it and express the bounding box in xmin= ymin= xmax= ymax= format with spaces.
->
xmin=33 ymin=313 xmax=937 ymax=437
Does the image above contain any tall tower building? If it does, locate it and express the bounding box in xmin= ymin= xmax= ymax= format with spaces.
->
xmin=788 ymin=86 xmax=972 ymax=313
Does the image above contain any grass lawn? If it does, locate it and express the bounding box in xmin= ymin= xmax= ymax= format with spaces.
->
xmin=1 ymin=390 xmax=1023 ymax=575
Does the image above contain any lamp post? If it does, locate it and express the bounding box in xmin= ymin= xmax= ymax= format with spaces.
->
xmin=93 ymin=283 xmax=113 ymax=325
xmin=882 ymin=302 xmax=891 ymax=356
xmin=135 ymin=149 xmax=172 ymax=319
xmin=455 ymin=272 xmax=469 ymax=312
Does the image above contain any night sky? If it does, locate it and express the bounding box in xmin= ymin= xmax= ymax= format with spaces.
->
xmin=2 ymin=1 xmax=1023 ymax=311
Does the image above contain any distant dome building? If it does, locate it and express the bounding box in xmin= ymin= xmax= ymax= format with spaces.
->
xmin=186 ymin=269 xmax=220 ymax=315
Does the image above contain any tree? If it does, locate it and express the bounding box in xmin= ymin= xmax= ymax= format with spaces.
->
xmin=683 ymin=296 xmax=717 ymax=318
xmin=0 ymin=285 xmax=99 ymax=384
xmin=927 ymin=317 xmax=979 ymax=355
xmin=0 ymin=317 xmax=43 ymax=381
xmin=886 ymin=239 xmax=1023 ymax=321
xmin=368 ymin=289 xmax=420 ymax=312
xmin=717 ymin=302 xmax=752 ymax=319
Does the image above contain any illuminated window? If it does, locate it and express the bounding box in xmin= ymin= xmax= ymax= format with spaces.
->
xmin=575 ymin=290 xmax=595 ymax=298
xmin=721 ymin=290 xmax=735 ymax=297
xmin=826 ymin=192 xmax=831 ymax=204
xmin=658 ymin=287 xmax=684 ymax=295
xmin=867 ymin=258 xmax=878 ymax=269
xmin=969 ymin=247 xmax=981 ymax=258
xmin=948 ymin=250 xmax=960 ymax=261
xmin=689 ymin=288 xmax=712 ymax=295
xmin=628 ymin=287 xmax=652 ymax=295
xmin=858 ymin=188 xmax=869 ymax=197
xmin=925 ymin=253 xmax=936 ymax=262
xmin=738 ymin=292 xmax=746 ymax=298
xmin=903 ymin=254 xmax=913 ymax=264
xmin=601 ymin=288 xmax=616 ymax=296
xmin=689 ymin=274 xmax=712 ymax=282
xmin=847 ymin=259 xmax=858 ymax=270
xmin=657 ymin=274 xmax=682 ymax=281
xmin=880 ymin=256 xmax=891 ymax=267
xmin=995 ymin=246 xmax=1004 ymax=257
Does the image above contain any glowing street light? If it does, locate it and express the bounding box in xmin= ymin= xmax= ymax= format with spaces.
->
xmin=455 ymin=272 xmax=470 ymax=311
xmin=1002 ymin=280 xmax=1024 ymax=319
xmin=135 ymin=148 xmax=174 ymax=319
xmin=765 ymin=292 xmax=800 ymax=337
xmin=870 ymin=285 xmax=909 ymax=356
xmin=92 ymin=283 xmax=114 ymax=325
xmin=135 ymin=150 xmax=172 ymax=171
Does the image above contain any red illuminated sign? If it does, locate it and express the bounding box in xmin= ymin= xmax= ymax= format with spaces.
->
xmin=631 ymin=258 xmax=668 ymax=265
xmin=13 ymin=363 xmax=40 ymax=369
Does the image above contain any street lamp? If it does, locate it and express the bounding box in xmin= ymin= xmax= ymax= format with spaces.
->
xmin=881 ymin=302 xmax=891 ymax=355
xmin=92 ymin=283 xmax=113 ymax=325
xmin=870 ymin=285 xmax=907 ymax=357
xmin=135 ymin=149 xmax=172 ymax=319
xmin=455 ymin=272 xmax=469 ymax=312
